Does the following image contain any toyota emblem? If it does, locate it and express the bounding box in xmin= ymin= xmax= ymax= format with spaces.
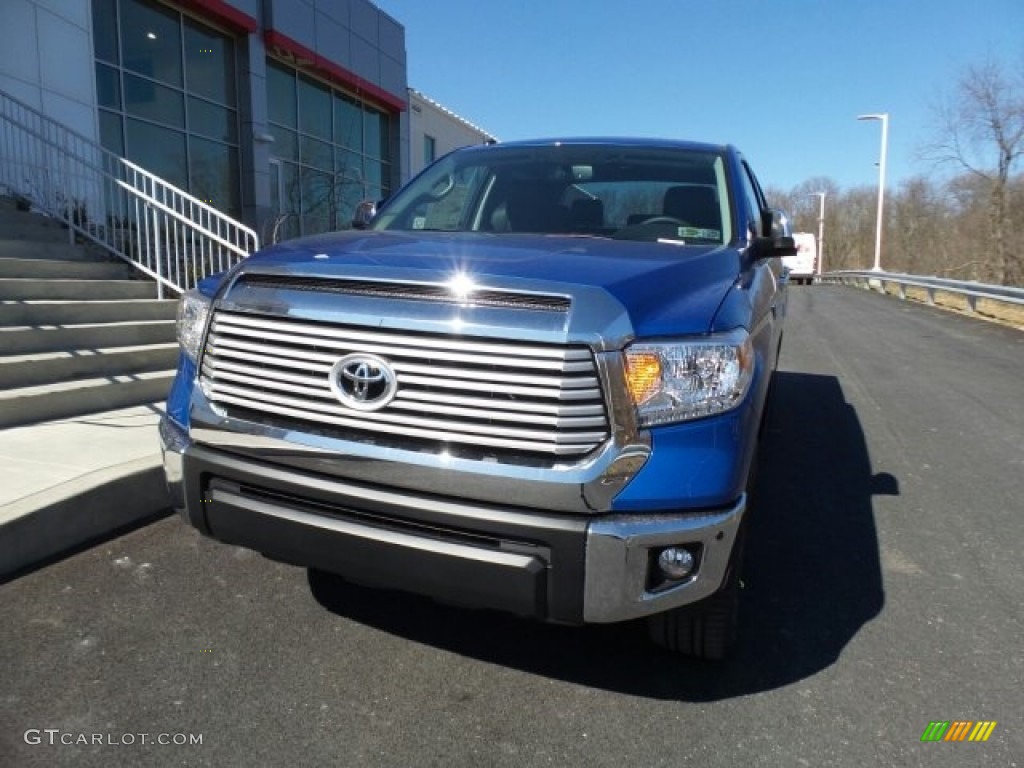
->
xmin=329 ymin=353 xmax=398 ymax=411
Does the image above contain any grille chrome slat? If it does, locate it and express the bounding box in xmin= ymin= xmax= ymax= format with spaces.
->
xmin=391 ymin=361 xmax=598 ymax=389
xmin=212 ymin=314 xmax=588 ymax=361
xmin=211 ymin=333 xmax=593 ymax=373
xmin=208 ymin=383 xmax=608 ymax=446
xmin=204 ymin=359 xmax=332 ymax=388
xmin=212 ymin=392 xmax=596 ymax=454
xmin=203 ymin=310 xmax=610 ymax=459
xmin=388 ymin=399 xmax=610 ymax=429
xmin=394 ymin=373 xmax=599 ymax=400
xmin=204 ymin=367 xmax=337 ymax=400
xmin=396 ymin=389 xmax=606 ymax=416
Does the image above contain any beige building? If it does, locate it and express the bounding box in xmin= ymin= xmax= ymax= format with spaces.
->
xmin=404 ymin=88 xmax=496 ymax=182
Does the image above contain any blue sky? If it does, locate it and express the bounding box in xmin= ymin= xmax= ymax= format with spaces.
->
xmin=373 ymin=0 xmax=1022 ymax=193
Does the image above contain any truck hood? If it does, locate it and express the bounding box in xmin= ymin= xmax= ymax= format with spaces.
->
xmin=219 ymin=231 xmax=743 ymax=345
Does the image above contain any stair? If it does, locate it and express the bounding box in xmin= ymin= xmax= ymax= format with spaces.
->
xmin=0 ymin=200 xmax=178 ymax=429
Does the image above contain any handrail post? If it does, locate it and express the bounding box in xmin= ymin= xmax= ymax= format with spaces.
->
xmin=59 ymin=140 xmax=74 ymax=246
xmin=151 ymin=204 xmax=164 ymax=300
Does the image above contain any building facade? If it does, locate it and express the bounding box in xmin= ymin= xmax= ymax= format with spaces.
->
xmin=1 ymin=0 xmax=408 ymax=239
xmin=404 ymin=88 xmax=496 ymax=183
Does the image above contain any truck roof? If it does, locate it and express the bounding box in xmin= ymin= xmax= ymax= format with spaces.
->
xmin=464 ymin=137 xmax=734 ymax=155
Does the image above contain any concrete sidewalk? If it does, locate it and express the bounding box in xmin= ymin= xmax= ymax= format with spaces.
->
xmin=0 ymin=404 xmax=171 ymax=580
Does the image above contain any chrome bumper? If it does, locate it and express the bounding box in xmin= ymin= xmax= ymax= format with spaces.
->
xmin=160 ymin=416 xmax=743 ymax=624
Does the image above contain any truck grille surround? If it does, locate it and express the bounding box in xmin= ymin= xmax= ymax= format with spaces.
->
xmin=200 ymin=310 xmax=611 ymax=464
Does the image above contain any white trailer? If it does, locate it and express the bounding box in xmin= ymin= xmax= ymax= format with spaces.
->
xmin=782 ymin=232 xmax=817 ymax=285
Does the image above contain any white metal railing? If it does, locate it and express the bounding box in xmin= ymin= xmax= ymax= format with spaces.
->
xmin=818 ymin=270 xmax=1024 ymax=312
xmin=0 ymin=88 xmax=258 ymax=297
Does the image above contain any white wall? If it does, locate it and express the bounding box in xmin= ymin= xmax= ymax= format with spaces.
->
xmin=406 ymin=90 xmax=495 ymax=181
xmin=0 ymin=0 xmax=98 ymax=142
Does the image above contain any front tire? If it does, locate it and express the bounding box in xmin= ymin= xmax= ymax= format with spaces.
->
xmin=646 ymin=529 xmax=744 ymax=660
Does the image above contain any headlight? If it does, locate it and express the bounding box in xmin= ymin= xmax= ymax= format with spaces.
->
xmin=176 ymin=289 xmax=212 ymax=362
xmin=624 ymin=330 xmax=754 ymax=427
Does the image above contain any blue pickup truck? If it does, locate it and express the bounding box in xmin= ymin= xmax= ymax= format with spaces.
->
xmin=160 ymin=138 xmax=793 ymax=659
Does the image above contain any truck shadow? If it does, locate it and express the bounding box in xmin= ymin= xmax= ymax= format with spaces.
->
xmin=309 ymin=371 xmax=892 ymax=700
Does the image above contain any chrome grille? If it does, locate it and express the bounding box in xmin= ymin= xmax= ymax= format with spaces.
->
xmin=201 ymin=311 xmax=610 ymax=458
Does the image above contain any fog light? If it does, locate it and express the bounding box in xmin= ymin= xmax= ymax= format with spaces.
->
xmin=657 ymin=547 xmax=696 ymax=581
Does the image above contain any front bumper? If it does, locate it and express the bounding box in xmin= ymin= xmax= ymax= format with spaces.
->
xmin=160 ymin=416 xmax=744 ymax=624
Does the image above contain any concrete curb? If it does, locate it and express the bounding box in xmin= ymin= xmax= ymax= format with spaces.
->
xmin=0 ymin=454 xmax=171 ymax=580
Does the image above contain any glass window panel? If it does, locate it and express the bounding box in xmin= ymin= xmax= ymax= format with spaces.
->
xmin=184 ymin=19 xmax=235 ymax=106
xmin=120 ymin=0 xmax=183 ymax=86
xmin=333 ymin=94 xmax=362 ymax=152
xmin=95 ymin=63 xmax=121 ymax=110
xmin=335 ymin=151 xmax=365 ymax=208
xmin=98 ymin=109 xmax=124 ymax=157
xmin=379 ymin=163 xmax=392 ymax=200
xmin=300 ymin=167 xmax=333 ymax=235
xmin=276 ymin=212 xmax=300 ymax=241
xmin=364 ymin=160 xmax=383 ymax=190
xmin=266 ymin=62 xmax=296 ymax=128
xmin=364 ymin=108 xmax=383 ymax=160
xmin=268 ymin=126 xmax=297 ymax=162
xmin=379 ymin=115 xmax=391 ymax=162
xmin=335 ymin=152 xmax=365 ymax=225
xmin=92 ymin=0 xmax=119 ymax=64
xmin=189 ymin=136 xmax=240 ymax=217
xmin=335 ymin=150 xmax=362 ymax=183
xmin=299 ymin=135 xmax=332 ymax=171
xmin=124 ymin=72 xmax=184 ymax=128
xmin=124 ymin=118 xmax=187 ymax=188
xmin=269 ymin=161 xmax=282 ymax=214
xmin=280 ymin=160 xmax=301 ymax=220
xmin=188 ymin=97 xmax=236 ymax=143
xmin=298 ymin=76 xmax=330 ymax=139
xmin=300 ymin=167 xmax=331 ymax=213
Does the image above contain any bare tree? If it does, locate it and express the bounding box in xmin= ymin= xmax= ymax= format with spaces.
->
xmin=926 ymin=58 xmax=1024 ymax=284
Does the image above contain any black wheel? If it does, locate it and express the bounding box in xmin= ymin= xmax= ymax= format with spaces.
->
xmin=646 ymin=528 xmax=744 ymax=660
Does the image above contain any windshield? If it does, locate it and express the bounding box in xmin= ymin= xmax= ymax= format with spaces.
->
xmin=371 ymin=144 xmax=733 ymax=245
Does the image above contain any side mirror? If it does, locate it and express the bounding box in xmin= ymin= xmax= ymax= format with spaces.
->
xmin=755 ymin=208 xmax=797 ymax=258
xmin=351 ymin=200 xmax=377 ymax=230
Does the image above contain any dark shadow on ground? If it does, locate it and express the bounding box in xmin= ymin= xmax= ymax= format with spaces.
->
xmin=309 ymin=371 xmax=891 ymax=700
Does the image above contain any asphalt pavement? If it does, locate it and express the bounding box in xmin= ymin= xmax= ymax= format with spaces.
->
xmin=1 ymin=285 xmax=1021 ymax=767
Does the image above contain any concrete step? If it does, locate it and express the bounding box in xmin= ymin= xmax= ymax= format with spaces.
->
xmin=0 ymin=278 xmax=156 ymax=301
xmin=0 ymin=298 xmax=178 ymax=325
xmin=0 ymin=342 xmax=179 ymax=389
xmin=0 ymin=208 xmax=66 ymax=226
xmin=0 ymin=240 xmax=102 ymax=261
xmin=0 ymin=319 xmax=176 ymax=354
xmin=0 ymin=257 xmax=135 ymax=279
xmin=0 ymin=217 xmax=70 ymax=243
xmin=0 ymin=370 xmax=175 ymax=429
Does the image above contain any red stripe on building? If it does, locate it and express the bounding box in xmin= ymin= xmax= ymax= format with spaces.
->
xmin=264 ymin=29 xmax=406 ymax=113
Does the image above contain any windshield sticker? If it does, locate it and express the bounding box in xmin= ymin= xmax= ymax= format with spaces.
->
xmin=678 ymin=227 xmax=720 ymax=240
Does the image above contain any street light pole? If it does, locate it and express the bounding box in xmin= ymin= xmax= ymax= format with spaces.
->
xmin=808 ymin=192 xmax=825 ymax=275
xmin=857 ymin=113 xmax=888 ymax=272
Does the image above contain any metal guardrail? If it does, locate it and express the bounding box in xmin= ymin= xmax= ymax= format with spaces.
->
xmin=0 ymin=88 xmax=259 ymax=297
xmin=818 ymin=270 xmax=1024 ymax=313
